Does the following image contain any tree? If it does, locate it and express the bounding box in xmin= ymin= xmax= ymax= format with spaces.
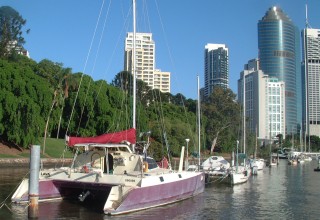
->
xmin=111 ymin=71 xmax=133 ymax=95
xmin=37 ymin=59 xmax=77 ymax=154
xmin=171 ymin=93 xmax=186 ymax=106
xmin=202 ymin=87 xmax=241 ymax=153
xmin=0 ymin=57 xmax=50 ymax=147
xmin=0 ymin=6 xmax=29 ymax=58
xmin=309 ymin=135 xmax=320 ymax=152
xmin=112 ymin=71 xmax=155 ymax=106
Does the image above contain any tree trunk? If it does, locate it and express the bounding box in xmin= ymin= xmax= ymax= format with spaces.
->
xmin=43 ymin=101 xmax=55 ymax=154
xmin=211 ymin=132 xmax=219 ymax=153
xmin=56 ymin=96 xmax=66 ymax=139
xmin=56 ymin=106 xmax=64 ymax=139
xmin=210 ymin=124 xmax=231 ymax=154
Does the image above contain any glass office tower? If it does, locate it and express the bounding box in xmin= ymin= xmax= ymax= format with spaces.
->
xmin=204 ymin=44 xmax=229 ymax=98
xmin=258 ymin=6 xmax=301 ymax=134
xmin=302 ymin=28 xmax=320 ymax=137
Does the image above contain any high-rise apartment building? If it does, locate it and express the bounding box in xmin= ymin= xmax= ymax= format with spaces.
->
xmin=302 ymin=28 xmax=320 ymax=136
xmin=238 ymin=59 xmax=286 ymax=141
xmin=258 ymin=7 xmax=301 ymax=134
xmin=204 ymin=44 xmax=229 ymax=98
xmin=124 ymin=32 xmax=170 ymax=93
xmin=154 ymin=69 xmax=170 ymax=93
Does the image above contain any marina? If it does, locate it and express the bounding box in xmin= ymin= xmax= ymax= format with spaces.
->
xmin=1 ymin=159 xmax=320 ymax=219
xmin=1 ymin=1 xmax=320 ymax=219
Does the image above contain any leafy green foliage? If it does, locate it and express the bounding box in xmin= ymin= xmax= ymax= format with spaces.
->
xmin=202 ymin=87 xmax=242 ymax=153
xmin=0 ymin=57 xmax=50 ymax=146
xmin=0 ymin=55 xmax=248 ymax=162
xmin=0 ymin=6 xmax=29 ymax=58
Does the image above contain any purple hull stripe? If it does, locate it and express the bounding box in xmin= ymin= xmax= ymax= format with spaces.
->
xmin=107 ymin=173 xmax=205 ymax=214
xmin=19 ymin=180 xmax=61 ymax=201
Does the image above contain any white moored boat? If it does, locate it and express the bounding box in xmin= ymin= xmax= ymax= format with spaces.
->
xmin=201 ymin=155 xmax=230 ymax=183
xmin=12 ymin=130 xmax=205 ymax=215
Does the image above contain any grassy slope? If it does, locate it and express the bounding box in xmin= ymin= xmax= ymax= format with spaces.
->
xmin=0 ymin=138 xmax=73 ymax=158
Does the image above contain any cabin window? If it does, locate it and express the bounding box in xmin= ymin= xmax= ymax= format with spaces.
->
xmin=178 ymin=174 xmax=182 ymax=178
xmin=144 ymin=158 xmax=158 ymax=170
xmin=159 ymin=176 xmax=164 ymax=182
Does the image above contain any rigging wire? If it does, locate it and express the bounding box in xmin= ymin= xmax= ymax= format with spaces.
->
xmin=66 ymin=0 xmax=106 ymax=135
xmin=75 ymin=0 xmax=115 ymax=136
xmin=76 ymin=80 xmax=92 ymax=136
xmin=83 ymin=0 xmax=113 ymax=131
xmin=153 ymin=0 xmax=196 ymax=149
xmin=102 ymin=3 xmax=132 ymax=133
xmin=0 ymin=171 xmax=30 ymax=212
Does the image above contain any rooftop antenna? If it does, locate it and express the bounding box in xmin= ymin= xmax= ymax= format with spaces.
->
xmin=305 ymin=4 xmax=312 ymax=28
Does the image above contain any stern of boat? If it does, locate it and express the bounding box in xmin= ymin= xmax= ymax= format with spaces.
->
xmin=103 ymin=185 xmax=135 ymax=215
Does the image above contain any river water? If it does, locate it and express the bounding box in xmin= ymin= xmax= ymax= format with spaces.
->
xmin=1 ymin=159 xmax=319 ymax=220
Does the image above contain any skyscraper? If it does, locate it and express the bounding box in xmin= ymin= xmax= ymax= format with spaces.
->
xmin=124 ymin=33 xmax=171 ymax=93
xmin=302 ymin=28 xmax=320 ymax=137
xmin=204 ymin=43 xmax=229 ymax=98
xmin=238 ymin=59 xmax=286 ymax=141
xmin=258 ymin=7 xmax=301 ymax=134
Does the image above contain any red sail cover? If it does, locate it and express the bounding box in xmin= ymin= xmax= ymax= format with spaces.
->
xmin=67 ymin=128 xmax=136 ymax=147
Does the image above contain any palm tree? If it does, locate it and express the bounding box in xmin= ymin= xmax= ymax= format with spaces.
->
xmin=56 ymin=68 xmax=78 ymax=139
xmin=38 ymin=59 xmax=77 ymax=154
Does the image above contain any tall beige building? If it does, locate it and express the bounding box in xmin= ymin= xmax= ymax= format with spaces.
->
xmin=124 ymin=32 xmax=170 ymax=93
xmin=154 ymin=69 xmax=170 ymax=93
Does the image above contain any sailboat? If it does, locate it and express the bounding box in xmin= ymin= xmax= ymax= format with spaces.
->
xmin=249 ymin=127 xmax=265 ymax=174
xmin=11 ymin=0 xmax=204 ymax=215
xmin=225 ymin=74 xmax=250 ymax=185
xmin=228 ymin=141 xmax=250 ymax=185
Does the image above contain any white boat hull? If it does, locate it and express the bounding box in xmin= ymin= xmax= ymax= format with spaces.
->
xmin=230 ymin=171 xmax=249 ymax=185
xmin=12 ymin=167 xmax=205 ymax=215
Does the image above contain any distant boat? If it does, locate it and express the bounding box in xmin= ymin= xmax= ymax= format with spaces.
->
xmin=229 ymin=165 xmax=250 ymax=185
xmin=250 ymin=127 xmax=265 ymax=174
xmin=287 ymin=151 xmax=300 ymax=166
xmin=227 ymin=77 xmax=250 ymax=185
xmin=269 ymin=155 xmax=279 ymax=166
xmin=315 ymin=156 xmax=320 ymax=172
xmin=303 ymin=155 xmax=312 ymax=162
xmin=201 ymin=155 xmax=230 ymax=171
xmin=250 ymin=158 xmax=265 ymax=171
xmin=228 ymin=143 xmax=250 ymax=185
xmin=202 ymin=155 xmax=230 ymax=183
xmin=272 ymin=148 xmax=290 ymax=159
xmin=11 ymin=0 xmax=205 ymax=215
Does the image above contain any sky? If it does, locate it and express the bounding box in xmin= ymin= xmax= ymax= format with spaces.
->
xmin=2 ymin=0 xmax=320 ymax=99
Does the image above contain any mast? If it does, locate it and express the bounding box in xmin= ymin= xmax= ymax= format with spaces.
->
xmin=254 ymin=125 xmax=257 ymax=160
xmin=132 ymin=0 xmax=136 ymax=152
xmin=303 ymin=4 xmax=309 ymax=153
xmin=243 ymin=73 xmax=246 ymax=162
xmin=197 ymin=75 xmax=201 ymax=168
xmin=132 ymin=0 xmax=136 ymax=130
xmin=305 ymin=4 xmax=309 ymax=29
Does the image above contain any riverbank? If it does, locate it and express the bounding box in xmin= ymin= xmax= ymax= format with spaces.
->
xmin=0 ymin=140 xmax=73 ymax=167
xmin=0 ymin=158 xmax=73 ymax=167
xmin=1 ymin=142 xmax=231 ymax=167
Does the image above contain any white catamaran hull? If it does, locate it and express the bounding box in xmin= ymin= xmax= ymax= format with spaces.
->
xmin=12 ymin=166 xmax=204 ymax=215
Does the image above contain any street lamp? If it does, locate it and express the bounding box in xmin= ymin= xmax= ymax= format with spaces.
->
xmin=185 ymin=139 xmax=190 ymax=168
